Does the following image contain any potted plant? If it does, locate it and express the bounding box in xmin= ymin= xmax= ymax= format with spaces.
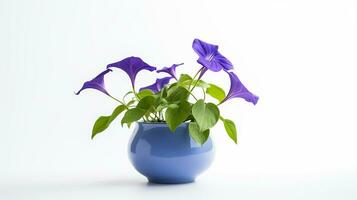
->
xmin=76 ymin=38 xmax=259 ymax=184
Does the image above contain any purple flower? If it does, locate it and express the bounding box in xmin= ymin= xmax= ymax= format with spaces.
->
xmin=192 ymin=39 xmax=233 ymax=72
xmin=221 ymin=71 xmax=259 ymax=105
xmin=75 ymin=69 xmax=112 ymax=96
xmin=157 ymin=63 xmax=183 ymax=80
xmin=139 ymin=77 xmax=172 ymax=93
xmin=107 ymin=56 xmax=156 ymax=88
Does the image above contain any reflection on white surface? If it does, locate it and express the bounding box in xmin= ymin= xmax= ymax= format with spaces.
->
xmin=1 ymin=172 xmax=357 ymax=200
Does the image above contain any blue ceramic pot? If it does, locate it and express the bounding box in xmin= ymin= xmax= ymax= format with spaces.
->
xmin=128 ymin=122 xmax=214 ymax=184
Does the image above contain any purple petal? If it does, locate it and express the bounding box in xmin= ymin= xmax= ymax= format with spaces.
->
xmin=197 ymin=57 xmax=222 ymax=72
xmin=157 ymin=63 xmax=183 ymax=79
xmin=192 ymin=39 xmax=218 ymax=58
xmin=139 ymin=83 xmax=159 ymax=93
xmin=221 ymin=71 xmax=259 ymax=105
xmin=214 ymin=51 xmax=233 ymax=71
xmin=139 ymin=77 xmax=172 ymax=93
xmin=192 ymin=38 xmax=233 ymax=72
xmin=76 ymin=69 xmax=112 ymax=96
xmin=107 ymin=56 xmax=156 ymax=88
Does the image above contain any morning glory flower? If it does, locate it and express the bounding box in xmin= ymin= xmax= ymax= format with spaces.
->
xmin=76 ymin=69 xmax=112 ymax=96
xmin=107 ymin=56 xmax=156 ymax=88
xmin=157 ymin=63 xmax=184 ymax=80
xmin=139 ymin=77 xmax=172 ymax=93
xmin=221 ymin=71 xmax=259 ymax=105
xmin=192 ymin=39 xmax=233 ymax=72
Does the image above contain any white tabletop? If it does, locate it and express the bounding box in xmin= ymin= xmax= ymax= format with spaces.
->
xmin=1 ymin=0 xmax=357 ymax=199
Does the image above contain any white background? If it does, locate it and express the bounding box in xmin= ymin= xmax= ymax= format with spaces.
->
xmin=1 ymin=0 xmax=357 ymax=199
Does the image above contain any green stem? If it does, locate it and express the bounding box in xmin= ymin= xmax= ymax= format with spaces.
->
xmin=143 ymin=116 xmax=149 ymax=122
xmin=186 ymin=67 xmax=205 ymax=101
xmin=189 ymin=78 xmax=200 ymax=93
xmin=188 ymin=90 xmax=198 ymax=101
xmin=108 ymin=95 xmax=127 ymax=108
xmin=202 ymin=88 xmax=206 ymax=101
xmin=160 ymin=111 xmax=164 ymax=121
xmin=189 ymin=67 xmax=205 ymax=94
xmin=217 ymin=99 xmax=226 ymax=106
xmin=188 ymin=67 xmax=203 ymax=90
xmin=153 ymin=113 xmax=160 ymax=121
xmin=122 ymin=91 xmax=134 ymax=104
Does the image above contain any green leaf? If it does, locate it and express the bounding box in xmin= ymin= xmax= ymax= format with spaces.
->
xmin=184 ymin=114 xmax=195 ymax=122
xmin=121 ymin=95 xmax=155 ymax=126
xmin=136 ymin=95 xmax=155 ymax=110
xmin=137 ymin=89 xmax=154 ymax=99
xmin=166 ymin=86 xmax=190 ymax=103
xmin=156 ymin=104 xmax=167 ymax=112
xmin=177 ymin=74 xmax=192 ymax=87
xmin=126 ymin=100 xmax=136 ymax=107
xmin=165 ymin=101 xmax=191 ymax=132
xmin=92 ymin=104 xmax=126 ymax=139
xmin=188 ymin=122 xmax=210 ymax=145
xmin=220 ymin=117 xmax=238 ymax=144
xmin=167 ymin=103 xmax=179 ymax=109
xmin=206 ymin=84 xmax=226 ymax=103
xmin=192 ymin=100 xmax=220 ymax=131
xmin=152 ymin=93 xmax=163 ymax=108
xmin=121 ymin=96 xmax=155 ymax=126
xmin=160 ymin=86 xmax=168 ymax=98
xmin=177 ymin=75 xmax=209 ymax=89
xmin=92 ymin=116 xmax=110 ymax=138
xmin=168 ymin=82 xmax=177 ymax=90
xmin=110 ymin=105 xmax=127 ymax=121
xmin=121 ymin=108 xmax=146 ymax=125
xmin=156 ymin=98 xmax=168 ymax=112
xmin=178 ymin=74 xmax=193 ymax=82
xmin=195 ymin=80 xmax=210 ymax=89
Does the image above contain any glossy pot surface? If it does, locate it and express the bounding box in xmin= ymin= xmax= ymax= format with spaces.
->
xmin=128 ymin=122 xmax=214 ymax=184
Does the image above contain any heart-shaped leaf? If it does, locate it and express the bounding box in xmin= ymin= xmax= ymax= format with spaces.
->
xmin=121 ymin=108 xmax=146 ymax=126
xmin=192 ymin=100 xmax=220 ymax=131
xmin=178 ymin=74 xmax=193 ymax=82
xmin=166 ymin=86 xmax=190 ymax=103
xmin=136 ymin=95 xmax=155 ymax=110
xmin=188 ymin=122 xmax=210 ymax=145
xmin=121 ymin=95 xmax=155 ymax=126
xmin=137 ymin=89 xmax=154 ymax=99
xmin=165 ymin=101 xmax=191 ymax=132
xmin=177 ymin=74 xmax=209 ymax=89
